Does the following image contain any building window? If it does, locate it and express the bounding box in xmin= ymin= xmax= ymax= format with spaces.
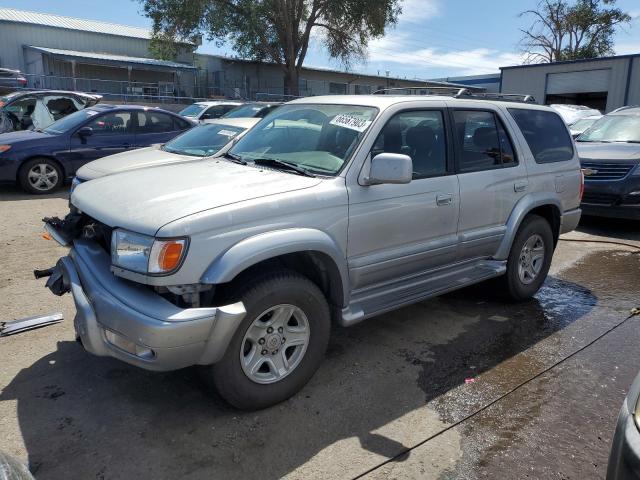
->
xmin=329 ymin=82 xmax=347 ymax=94
xmin=298 ymin=78 xmax=308 ymax=93
xmin=354 ymin=84 xmax=371 ymax=95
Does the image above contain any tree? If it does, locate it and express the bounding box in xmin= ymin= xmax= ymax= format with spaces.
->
xmin=139 ymin=0 xmax=401 ymax=96
xmin=519 ymin=0 xmax=630 ymax=63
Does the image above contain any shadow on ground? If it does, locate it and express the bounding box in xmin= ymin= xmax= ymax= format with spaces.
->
xmin=3 ymin=251 xmax=625 ymax=480
xmin=577 ymin=215 xmax=640 ymax=242
xmin=0 ymin=185 xmax=70 ymax=202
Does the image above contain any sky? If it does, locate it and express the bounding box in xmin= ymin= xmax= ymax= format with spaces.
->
xmin=1 ymin=0 xmax=639 ymax=80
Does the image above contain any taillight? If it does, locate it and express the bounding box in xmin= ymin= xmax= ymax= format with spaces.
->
xmin=17 ymin=77 xmax=27 ymax=85
xmin=579 ymin=170 xmax=585 ymax=201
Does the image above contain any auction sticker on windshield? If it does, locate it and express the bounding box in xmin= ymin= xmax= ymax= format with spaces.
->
xmin=330 ymin=113 xmax=372 ymax=132
xmin=217 ymin=129 xmax=237 ymax=137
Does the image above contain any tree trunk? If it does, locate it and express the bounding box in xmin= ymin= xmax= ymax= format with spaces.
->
xmin=284 ymin=67 xmax=300 ymax=97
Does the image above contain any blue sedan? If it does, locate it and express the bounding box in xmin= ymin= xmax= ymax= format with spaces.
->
xmin=0 ymin=104 xmax=194 ymax=194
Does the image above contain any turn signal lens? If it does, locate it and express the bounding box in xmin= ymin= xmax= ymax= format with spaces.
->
xmin=148 ymin=239 xmax=187 ymax=273
xmin=159 ymin=242 xmax=184 ymax=271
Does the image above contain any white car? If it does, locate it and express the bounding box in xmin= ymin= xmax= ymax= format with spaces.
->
xmin=550 ymin=104 xmax=601 ymax=126
xmin=73 ymin=117 xmax=260 ymax=185
xmin=179 ymin=101 xmax=244 ymax=121
xmin=569 ymin=114 xmax=602 ymax=138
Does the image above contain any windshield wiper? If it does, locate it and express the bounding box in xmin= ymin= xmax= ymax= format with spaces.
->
xmin=252 ymin=158 xmax=316 ymax=177
xmin=223 ymin=152 xmax=247 ymax=165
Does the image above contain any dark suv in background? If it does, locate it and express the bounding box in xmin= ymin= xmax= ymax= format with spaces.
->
xmin=576 ymin=106 xmax=640 ymax=220
xmin=0 ymin=68 xmax=27 ymax=94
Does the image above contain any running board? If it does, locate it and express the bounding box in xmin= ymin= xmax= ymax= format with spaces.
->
xmin=340 ymin=259 xmax=506 ymax=327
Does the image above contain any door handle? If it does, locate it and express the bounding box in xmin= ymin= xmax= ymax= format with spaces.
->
xmin=436 ymin=194 xmax=453 ymax=206
xmin=514 ymin=181 xmax=528 ymax=192
xmin=122 ymin=143 xmax=131 ymax=148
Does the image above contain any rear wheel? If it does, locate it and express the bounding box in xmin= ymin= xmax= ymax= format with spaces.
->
xmin=502 ymin=214 xmax=554 ymax=301
xmin=208 ymin=270 xmax=330 ymax=410
xmin=19 ymin=158 xmax=63 ymax=194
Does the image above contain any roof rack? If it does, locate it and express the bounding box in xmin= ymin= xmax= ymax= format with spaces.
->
xmin=372 ymin=86 xmax=469 ymax=97
xmin=464 ymin=92 xmax=537 ymax=103
xmin=372 ymin=87 xmax=537 ymax=104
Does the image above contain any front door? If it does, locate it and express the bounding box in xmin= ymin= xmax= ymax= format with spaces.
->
xmin=451 ymin=107 xmax=528 ymax=261
xmin=347 ymin=108 xmax=460 ymax=291
xmin=67 ymin=110 xmax=135 ymax=173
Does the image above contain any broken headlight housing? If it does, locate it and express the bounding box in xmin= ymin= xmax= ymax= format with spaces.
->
xmin=111 ymin=229 xmax=188 ymax=275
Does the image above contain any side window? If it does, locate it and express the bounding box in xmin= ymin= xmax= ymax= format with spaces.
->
xmin=137 ymin=112 xmax=176 ymax=134
xmin=453 ymin=110 xmax=517 ymax=173
xmin=85 ymin=112 xmax=131 ymax=135
xmin=497 ymin=119 xmax=516 ymax=165
xmin=173 ymin=116 xmax=191 ymax=130
xmin=371 ymin=110 xmax=447 ymax=179
xmin=201 ymin=105 xmax=226 ymax=119
xmin=508 ymin=108 xmax=573 ymax=163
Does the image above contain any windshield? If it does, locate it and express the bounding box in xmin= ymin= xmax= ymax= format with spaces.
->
xmin=43 ymin=109 xmax=98 ymax=134
xmin=571 ymin=118 xmax=598 ymax=132
xmin=577 ymin=115 xmax=640 ymax=143
xmin=229 ymin=104 xmax=378 ymax=175
xmin=179 ymin=103 xmax=207 ymax=117
xmin=162 ymin=123 xmax=245 ymax=157
xmin=224 ymin=104 xmax=266 ymax=118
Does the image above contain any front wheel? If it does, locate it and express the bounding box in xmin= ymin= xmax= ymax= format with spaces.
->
xmin=208 ymin=270 xmax=330 ymax=410
xmin=19 ymin=158 xmax=63 ymax=194
xmin=502 ymin=214 xmax=554 ymax=301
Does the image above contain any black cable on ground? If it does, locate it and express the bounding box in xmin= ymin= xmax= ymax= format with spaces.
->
xmin=559 ymin=237 xmax=640 ymax=252
xmin=353 ymin=308 xmax=640 ymax=479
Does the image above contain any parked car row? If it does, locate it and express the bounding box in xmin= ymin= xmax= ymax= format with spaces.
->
xmin=0 ymin=92 xmax=283 ymax=193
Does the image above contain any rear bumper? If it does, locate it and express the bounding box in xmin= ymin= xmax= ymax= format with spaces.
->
xmin=560 ymin=208 xmax=582 ymax=234
xmin=55 ymin=239 xmax=245 ymax=371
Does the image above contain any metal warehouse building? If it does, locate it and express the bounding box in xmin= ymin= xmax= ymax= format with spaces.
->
xmin=0 ymin=7 xmax=467 ymax=102
xmin=500 ymin=54 xmax=640 ymax=112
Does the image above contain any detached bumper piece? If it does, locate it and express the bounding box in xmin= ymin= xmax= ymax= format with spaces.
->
xmin=42 ymin=239 xmax=246 ymax=371
xmin=0 ymin=313 xmax=63 ymax=337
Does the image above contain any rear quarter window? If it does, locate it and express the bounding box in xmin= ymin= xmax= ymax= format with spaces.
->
xmin=508 ymin=108 xmax=574 ymax=163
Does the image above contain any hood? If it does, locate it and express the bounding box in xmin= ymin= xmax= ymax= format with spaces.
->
xmin=576 ymin=142 xmax=640 ymax=162
xmin=0 ymin=130 xmax=52 ymax=144
xmin=76 ymin=147 xmax=199 ymax=180
xmin=71 ymin=159 xmax=322 ymax=235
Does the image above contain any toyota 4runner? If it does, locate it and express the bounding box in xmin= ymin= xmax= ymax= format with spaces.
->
xmin=39 ymin=91 xmax=583 ymax=410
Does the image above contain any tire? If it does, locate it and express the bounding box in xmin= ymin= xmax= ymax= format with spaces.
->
xmin=18 ymin=157 xmax=64 ymax=194
xmin=501 ymin=214 xmax=554 ymax=301
xmin=208 ymin=270 xmax=330 ymax=410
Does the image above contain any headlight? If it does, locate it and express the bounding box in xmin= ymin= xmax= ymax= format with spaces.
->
xmin=0 ymin=144 xmax=11 ymax=154
xmin=111 ymin=229 xmax=187 ymax=275
xmin=70 ymin=176 xmax=82 ymax=193
xmin=631 ymin=164 xmax=640 ymax=176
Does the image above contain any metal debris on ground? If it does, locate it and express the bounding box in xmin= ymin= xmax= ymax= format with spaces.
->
xmin=0 ymin=313 xmax=63 ymax=337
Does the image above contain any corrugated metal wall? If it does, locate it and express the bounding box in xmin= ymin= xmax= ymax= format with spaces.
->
xmin=0 ymin=22 xmax=151 ymax=71
xmin=501 ymin=57 xmax=637 ymax=112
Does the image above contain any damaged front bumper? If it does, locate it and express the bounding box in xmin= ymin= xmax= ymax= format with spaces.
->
xmin=47 ymin=239 xmax=245 ymax=371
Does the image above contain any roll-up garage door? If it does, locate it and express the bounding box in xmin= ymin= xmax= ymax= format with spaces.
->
xmin=547 ymin=69 xmax=611 ymax=94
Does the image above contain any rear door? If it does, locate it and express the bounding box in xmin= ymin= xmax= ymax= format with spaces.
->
xmin=135 ymin=111 xmax=190 ymax=147
xmin=67 ymin=110 xmax=135 ymax=172
xmin=451 ymin=105 xmax=528 ymax=262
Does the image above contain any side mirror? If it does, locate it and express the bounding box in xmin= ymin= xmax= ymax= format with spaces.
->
xmin=77 ymin=126 xmax=93 ymax=138
xmin=364 ymin=153 xmax=413 ymax=185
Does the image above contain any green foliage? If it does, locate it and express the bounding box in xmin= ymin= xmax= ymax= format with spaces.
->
xmin=519 ymin=0 xmax=631 ymax=63
xmin=140 ymin=0 xmax=401 ymax=94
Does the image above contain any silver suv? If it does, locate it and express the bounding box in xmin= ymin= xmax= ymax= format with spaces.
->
xmin=41 ymin=92 xmax=583 ymax=409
